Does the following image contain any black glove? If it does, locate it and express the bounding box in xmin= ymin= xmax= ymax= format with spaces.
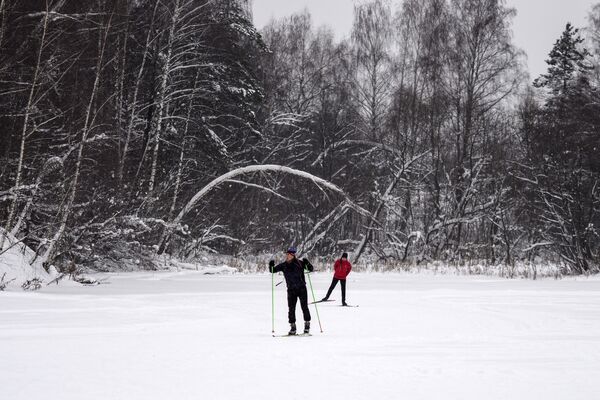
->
xmin=269 ymin=260 xmax=275 ymax=268
xmin=302 ymin=258 xmax=314 ymax=272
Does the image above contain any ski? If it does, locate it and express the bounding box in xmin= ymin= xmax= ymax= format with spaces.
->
xmin=272 ymin=333 xmax=312 ymax=337
xmin=341 ymin=304 xmax=359 ymax=307
xmin=309 ymin=299 xmax=335 ymax=305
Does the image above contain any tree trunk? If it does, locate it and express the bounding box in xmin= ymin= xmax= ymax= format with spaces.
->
xmin=147 ymin=0 xmax=182 ymax=195
xmin=167 ymin=69 xmax=200 ymax=222
xmin=0 ymin=0 xmax=7 ymax=49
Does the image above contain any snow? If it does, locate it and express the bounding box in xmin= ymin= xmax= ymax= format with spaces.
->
xmin=0 ymin=228 xmax=51 ymax=286
xmin=1 ymin=271 xmax=600 ymax=399
xmin=168 ymin=259 xmax=237 ymax=275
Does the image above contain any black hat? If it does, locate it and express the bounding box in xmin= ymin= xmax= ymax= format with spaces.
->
xmin=342 ymin=252 xmax=348 ymax=259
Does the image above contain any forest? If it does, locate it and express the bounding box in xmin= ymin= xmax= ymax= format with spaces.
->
xmin=1 ymin=0 xmax=599 ymax=275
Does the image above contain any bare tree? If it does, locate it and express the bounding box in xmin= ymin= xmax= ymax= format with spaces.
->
xmin=439 ymin=0 xmax=523 ymax=257
xmin=1 ymin=1 xmax=51 ymax=249
xmin=352 ymin=0 xmax=393 ymax=142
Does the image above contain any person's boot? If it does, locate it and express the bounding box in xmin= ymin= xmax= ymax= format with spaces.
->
xmin=288 ymin=323 xmax=297 ymax=335
xmin=304 ymin=321 xmax=310 ymax=334
xmin=321 ymin=297 xmax=328 ymax=302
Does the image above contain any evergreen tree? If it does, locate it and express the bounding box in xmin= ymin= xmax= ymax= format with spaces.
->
xmin=533 ymin=23 xmax=593 ymax=94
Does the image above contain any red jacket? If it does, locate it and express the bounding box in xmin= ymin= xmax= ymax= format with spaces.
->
xmin=333 ymin=259 xmax=352 ymax=280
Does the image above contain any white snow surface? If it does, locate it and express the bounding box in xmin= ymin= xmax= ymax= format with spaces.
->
xmin=2 ymin=271 xmax=600 ymax=399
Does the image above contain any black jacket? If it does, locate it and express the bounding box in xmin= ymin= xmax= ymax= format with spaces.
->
xmin=270 ymin=257 xmax=314 ymax=290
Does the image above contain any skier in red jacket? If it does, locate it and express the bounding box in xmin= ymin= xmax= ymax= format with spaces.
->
xmin=321 ymin=252 xmax=352 ymax=306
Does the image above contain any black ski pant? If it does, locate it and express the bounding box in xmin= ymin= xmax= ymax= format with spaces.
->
xmin=325 ymin=278 xmax=346 ymax=303
xmin=287 ymin=285 xmax=311 ymax=324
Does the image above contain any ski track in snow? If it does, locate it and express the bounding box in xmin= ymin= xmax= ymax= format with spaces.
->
xmin=1 ymin=272 xmax=600 ymax=400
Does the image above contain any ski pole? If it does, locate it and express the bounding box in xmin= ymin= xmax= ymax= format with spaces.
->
xmin=306 ymin=269 xmax=323 ymax=333
xmin=271 ymin=263 xmax=275 ymax=334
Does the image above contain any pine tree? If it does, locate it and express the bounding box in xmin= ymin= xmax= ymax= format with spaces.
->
xmin=533 ymin=23 xmax=593 ymax=94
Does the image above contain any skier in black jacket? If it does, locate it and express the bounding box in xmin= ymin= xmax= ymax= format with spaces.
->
xmin=269 ymin=247 xmax=314 ymax=335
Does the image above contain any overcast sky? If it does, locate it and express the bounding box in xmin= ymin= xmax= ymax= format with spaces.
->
xmin=252 ymin=0 xmax=597 ymax=81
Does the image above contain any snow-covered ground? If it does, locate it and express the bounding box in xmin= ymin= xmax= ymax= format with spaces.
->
xmin=2 ymin=271 xmax=600 ymax=400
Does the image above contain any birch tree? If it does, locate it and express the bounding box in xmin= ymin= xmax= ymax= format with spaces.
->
xmin=352 ymin=0 xmax=393 ymax=142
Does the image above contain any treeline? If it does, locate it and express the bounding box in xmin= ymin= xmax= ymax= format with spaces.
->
xmin=1 ymin=0 xmax=599 ymax=274
xmin=0 ymin=0 xmax=265 ymax=269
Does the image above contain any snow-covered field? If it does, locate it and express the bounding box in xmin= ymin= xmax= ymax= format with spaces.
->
xmin=2 ymin=271 xmax=600 ymax=400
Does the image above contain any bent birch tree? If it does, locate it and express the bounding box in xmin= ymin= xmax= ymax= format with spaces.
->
xmin=158 ymin=164 xmax=370 ymax=253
